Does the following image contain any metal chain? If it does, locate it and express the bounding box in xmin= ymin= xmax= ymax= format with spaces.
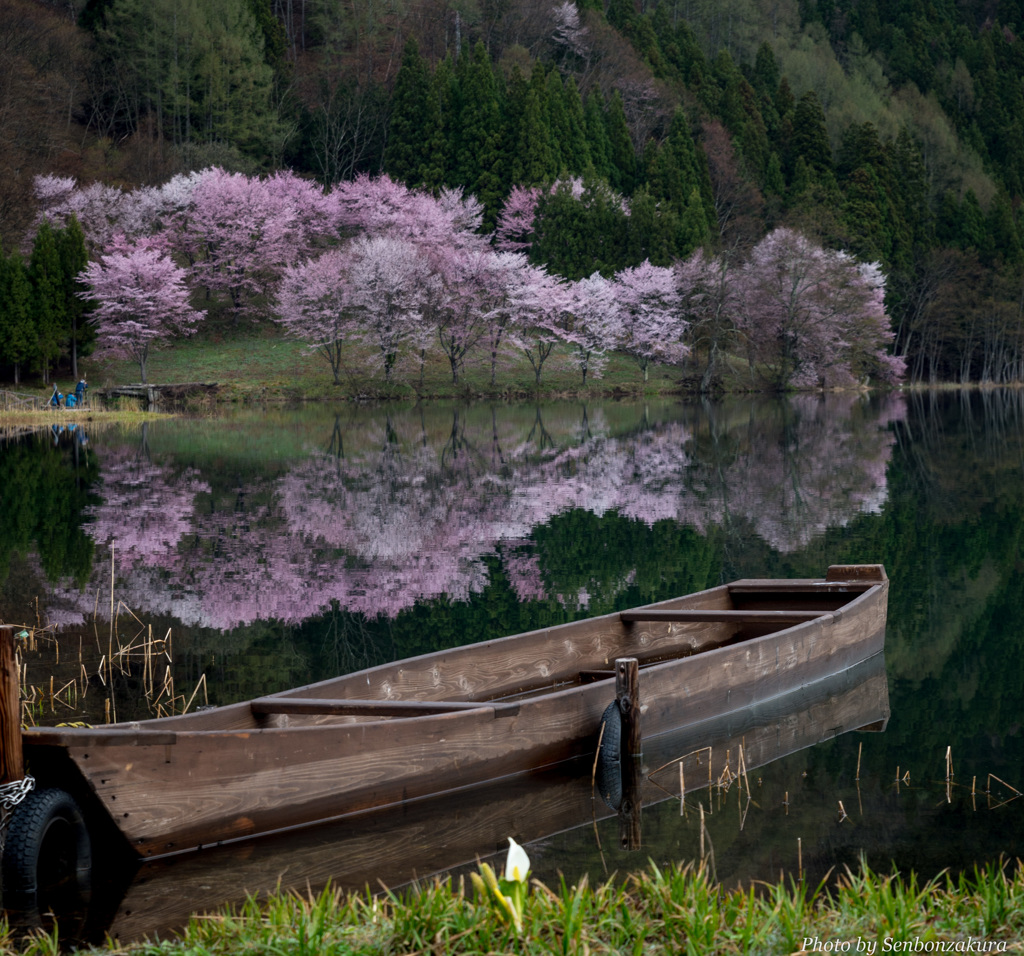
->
xmin=0 ymin=775 xmax=35 ymax=856
xmin=0 ymin=775 xmax=35 ymax=813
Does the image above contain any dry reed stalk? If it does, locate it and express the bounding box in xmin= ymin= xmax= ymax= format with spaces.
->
xmin=987 ymin=773 xmax=1022 ymax=796
xmin=699 ymin=803 xmax=705 ymax=859
xmin=739 ymin=793 xmax=751 ymax=831
xmin=738 ymin=743 xmax=750 ymax=798
xmin=181 ymin=674 xmax=208 ymax=714
xmin=649 ymin=746 xmax=712 ymax=779
xmin=798 ymin=837 xmax=803 ymax=882
xmin=946 ymin=745 xmax=953 ymax=781
xmin=838 ymin=800 xmax=847 ymax=822
xmin=590 ymin=719 xmax=606 ymax=792
xmin=109 ymin=547 xmax=115 ymax=653
xmin=679 ymin=760 xmax=685 ymax=816
xmin=856 ymin=741 xmax=862 ymax=780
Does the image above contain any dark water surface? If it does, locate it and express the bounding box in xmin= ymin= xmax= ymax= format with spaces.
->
xmin=2 ymin=391 xmax=1023 ymax=942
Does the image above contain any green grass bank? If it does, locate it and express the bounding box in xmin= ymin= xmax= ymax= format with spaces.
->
xmin=8 ymin=326 xmax=739 ymax=409
xmin=3 ymin=861 xmax=1023 ymax=955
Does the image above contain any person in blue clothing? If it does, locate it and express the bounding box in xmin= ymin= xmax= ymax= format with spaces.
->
xmin=75 ymin=377 xmax=87 ymax=406
xmin=65 ymin=391 xmax=78 ymax=409
xmin=48 ymin=385 xmax=63 ymax=408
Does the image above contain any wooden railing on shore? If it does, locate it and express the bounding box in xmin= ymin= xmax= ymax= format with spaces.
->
xmin=99 ymin=382 xmax=219 ymax=410
xmin=0 ymin=390 xmax=43 ymax=412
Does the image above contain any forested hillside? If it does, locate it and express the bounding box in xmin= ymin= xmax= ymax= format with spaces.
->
xmin=3 ymin=0 xmax=1024 ymax=387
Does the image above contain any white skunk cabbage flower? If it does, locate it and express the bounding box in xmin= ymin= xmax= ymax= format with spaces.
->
xmin=504 ymin=836 xmax=530 ymax=883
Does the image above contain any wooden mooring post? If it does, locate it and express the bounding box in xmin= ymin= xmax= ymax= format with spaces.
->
xmin=615 ymin=657 xmax=642 ymax=850
xmin=0 ymin=625 xmax=23 ymax=786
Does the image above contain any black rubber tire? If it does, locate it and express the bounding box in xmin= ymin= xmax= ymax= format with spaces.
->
xmin=1 ymin=788 xmax=92 ymax=913
xmin=596 ymin=701 xmax=623 ymax=810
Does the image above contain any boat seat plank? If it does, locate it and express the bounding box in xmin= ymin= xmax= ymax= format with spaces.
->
xmin=728 ymin=580 xmax=874 ymax=594
xmin=250 ymin=697 xmax=521 ymax=718
xmin=620 ymin=609 xmax=830 ymax=624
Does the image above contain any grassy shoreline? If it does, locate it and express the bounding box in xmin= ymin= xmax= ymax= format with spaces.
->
xmin=1 ymin=328 xmax=725 ymax=411
xmin=2 ymin=860 xmax=1022 ymax=954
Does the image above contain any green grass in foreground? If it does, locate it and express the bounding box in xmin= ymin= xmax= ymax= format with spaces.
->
xmin=3 ymin=860 xmax=1023 ymax=955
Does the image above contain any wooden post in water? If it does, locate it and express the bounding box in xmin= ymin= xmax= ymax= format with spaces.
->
xmin=615 ymin=657 xmax=642 ymax=850
xmin=615 ymin=658 xmax=641 ymax=757
xmin=0 ymin=625 xmax=24 ymax=786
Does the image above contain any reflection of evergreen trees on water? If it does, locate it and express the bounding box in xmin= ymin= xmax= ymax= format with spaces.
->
xmin=0 ymin=428 xmax=98 ymax=595
xmin=750 ymin=388 xmax=1024 ymax=882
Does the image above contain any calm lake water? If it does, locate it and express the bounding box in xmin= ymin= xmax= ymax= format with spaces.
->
xmin=2 ymin=390 xmax=1023 ymax=940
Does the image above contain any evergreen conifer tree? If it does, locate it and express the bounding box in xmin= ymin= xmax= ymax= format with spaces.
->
xmin=606 ymin=91 xmax=636 ymax=194
xmin=790 ymin=91 xmax=834 ymax=182
xmin=512 ymin=78 xmax=556 ymax=186
xmin=58 ymin=215 xmax=92 ymax=380
xmin=0 ymin=247 xmax=36 ymax=385
xmin=985 ymin=193 xmax=1022 ymax=265
xmin=562 ymin=77 xmax=591 ymax=175
xmin=431 ymin=57 xmax=457 ymax=191
xmin=545 ymin=70 xmax=573 ymax=173
xmin=584 ymin=90 xmax=612 ymax=181
xmin=30 ymin=221 xmax=65 ymax=385
xmin=453 ymin=43 xmax=505 ymax=223
xmin=384 ymin=38 xmax=433 ymax=187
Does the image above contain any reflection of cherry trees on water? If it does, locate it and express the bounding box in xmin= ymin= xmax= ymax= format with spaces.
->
xmin=82 ymin=447 xmax=210 ymax=564
xmin=682 ymin=393 xmax=906 ymax=552
xmin=44 ymin=397 xmax=904 ymax=630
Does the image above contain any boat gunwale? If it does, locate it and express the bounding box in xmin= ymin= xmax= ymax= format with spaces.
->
xmin=22 ymin=579 xmax=884 ymax=747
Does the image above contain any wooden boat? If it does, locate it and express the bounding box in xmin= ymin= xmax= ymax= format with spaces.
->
xmin=15 ymin=564 xmax=888 ymax=862
xmin=13 ymin=651 xmax=891 ymax=944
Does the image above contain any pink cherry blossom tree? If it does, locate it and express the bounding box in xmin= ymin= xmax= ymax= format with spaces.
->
xmin=613 ymin=260 xmax=686 ymax=382
xmin=33 ymin=176 xmax=135 ymax=254
xmin=78 ymin=240 xmax=205 ymax=383
xmin=551 ymin=1 xmax=590 ymax=58
xmin=427 ymin=246 xmax=491 ymax=385
xmin=180 ymin=168 xmax=335 ymax=320
xmin=675 ymin=248 xmax=741 ymax=393
xmin=32 ymin=171 xmax=218 ymax=263
xmin=276 ymin=250 xmax=356 ymax=384
xmin=560 ymin=273 xmax=620 ymax=385
xmin=480 ymin=252 xmax=553 ymax=386
xmin=332 ymin=174 xmax=485 ymax=252
xmin=502 ymin=268 xmax=574 ymax=386
xmin=345 ymin=235 xmax=427 ymax=383
xmin=736 ymin=229 xmax=904 ymax=390
xmin=494 ymin=186 xmax=542 ymax=253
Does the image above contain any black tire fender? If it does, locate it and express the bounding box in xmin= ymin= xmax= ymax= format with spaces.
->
xmin=595 ymin=701 xmax=623 ymax=811
xmin=1 ymin=787 xmax=92 ymax=911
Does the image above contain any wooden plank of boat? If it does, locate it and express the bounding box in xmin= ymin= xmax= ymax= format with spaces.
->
xmin=249 ymin=698 xmax=522 ymax=717
xmin=18 ymin=564 xmax=888 ymax=859
xmin=88 ymin=652 xmax=889 ymax=945
xmin=619 ymin=609 xmax=829 ymax=624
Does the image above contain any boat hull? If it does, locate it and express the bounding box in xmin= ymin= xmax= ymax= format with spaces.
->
xmin=22 ymin=566 xmax=888 ymax=857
